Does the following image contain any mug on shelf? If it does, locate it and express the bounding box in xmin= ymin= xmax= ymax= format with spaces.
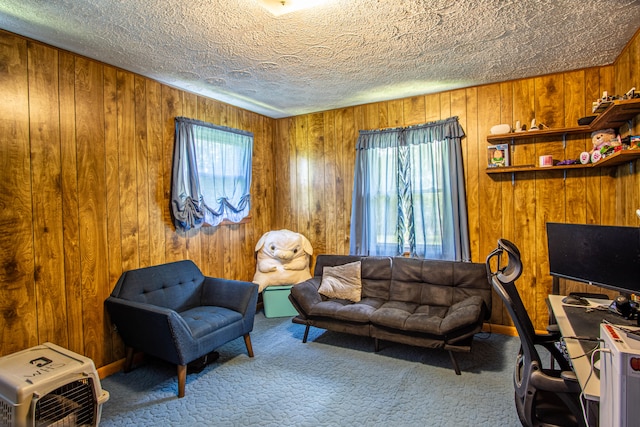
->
xmin=539 ymin=155 xmax=553 ymax=167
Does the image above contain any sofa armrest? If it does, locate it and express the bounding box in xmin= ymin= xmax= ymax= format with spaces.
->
xmin=440 ymin=295 xmax=484 ymax=334
xmin=200 ymin=277 xmax=258 ymax=315
xmin=289 ymin=278 xmax=322 ymax=315
xmin=104 ymin=297 xmax=193 ymax=365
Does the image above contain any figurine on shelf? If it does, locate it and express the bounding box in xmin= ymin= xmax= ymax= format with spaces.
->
xmin=556 ymin=159 xmax=579 ymax=165
xmin=514 ymin=120 xmax=525 ymax=132
xmin=590 ymin=128 xmax=621 ymax=155
xmin=528 ymin=119 xmax=546 ymax=131
xmin=579 ymin=152 xmax=591 ymax=164
xmin=490 ymin=147 xmax=506 ymax=167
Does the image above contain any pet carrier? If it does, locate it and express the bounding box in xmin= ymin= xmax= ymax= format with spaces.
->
xmin=0 ymin=342 xmax=109 ymax=427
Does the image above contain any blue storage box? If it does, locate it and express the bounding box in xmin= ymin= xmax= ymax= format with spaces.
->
xmin=263 ymin=285 xmax=298 ymax=318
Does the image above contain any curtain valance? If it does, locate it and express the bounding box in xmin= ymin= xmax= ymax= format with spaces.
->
xmin=171 ymin=116 xmax=253 ymax=231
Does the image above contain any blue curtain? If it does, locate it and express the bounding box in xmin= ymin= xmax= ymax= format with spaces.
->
xmin=349 ymin=116 xmax=470 ymax=261
xmin=171 ymin=117 xmax=253 ymax=231
xmin=349 ymin=127 xmax=403 ymax=256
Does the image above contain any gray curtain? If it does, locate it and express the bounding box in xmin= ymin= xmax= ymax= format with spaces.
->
xmin=349 ymin=127 xmax=403 ymax=256
xmin=349 ymin=116 xmax=470 ymax=261
xmin=171 ymin=117 xmax=253 ymax=231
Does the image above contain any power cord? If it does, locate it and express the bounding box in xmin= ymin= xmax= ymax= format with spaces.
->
xmin=560 ymin=336 xmax=602 ymax=361
xmin=562 ymin=336 xmax=602 ymax=342
xmin=579 ymin=347 xmax=611 ymax=425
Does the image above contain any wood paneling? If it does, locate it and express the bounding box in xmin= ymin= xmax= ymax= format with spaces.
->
xmin=59 ymin=50 xmax=84 ymax=356
xmin=0 ymin=32 xmax=36 ymax=354
xmin=28 ymin=42 xmax=67 ymax=346
xmin=1 ymin=27 xmax=639 ymax=366
xmin=0 ymin=30 xmax=276 ymax=366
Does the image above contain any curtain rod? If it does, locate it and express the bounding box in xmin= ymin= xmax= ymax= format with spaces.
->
xmin=175 ymin=116 xmax=253 ymax=137
xmin=359 ymin=116 xmax=459 ymax=135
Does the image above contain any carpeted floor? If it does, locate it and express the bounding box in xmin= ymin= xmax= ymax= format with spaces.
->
xmin=100 ymin=313 xmax=521 ymax=426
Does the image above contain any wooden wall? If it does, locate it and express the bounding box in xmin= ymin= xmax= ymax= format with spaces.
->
xmin=0 ymin=30 xmax=275 ymax=366
xmin=1 ymin=27 xmax=639 ymax=368
xmin=274 ymin=30 xmax=640 ymax=331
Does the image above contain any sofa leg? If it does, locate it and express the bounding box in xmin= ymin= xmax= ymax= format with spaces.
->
xmin=177 ymin=364 xmax=187 ymax=398
xmin=123 ymin=346 xmax=135 ymax=373
xmin=374 ymin=338 xmax=380 ymax=352
xmin=302 ymin=325 xmax=310 ymax=343
xmin=449 ymin=351 xmax=461 ymax=375
xmin=244 ymin=333 xmax=254 ymax=357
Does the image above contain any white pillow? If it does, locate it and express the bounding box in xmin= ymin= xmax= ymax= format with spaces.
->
xmin=318 ymin=261 xmax=362 ymax=302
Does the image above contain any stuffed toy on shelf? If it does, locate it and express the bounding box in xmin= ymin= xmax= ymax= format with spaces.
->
xmin=590 ymin=128 xmax=621 ymax=154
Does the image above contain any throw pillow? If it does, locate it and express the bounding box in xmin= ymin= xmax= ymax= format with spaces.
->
xmin=318 ymin=261 xmax=362 ymax=302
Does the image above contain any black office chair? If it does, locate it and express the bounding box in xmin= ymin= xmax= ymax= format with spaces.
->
xmin=486 ymin=239 xmax=586 ymax=427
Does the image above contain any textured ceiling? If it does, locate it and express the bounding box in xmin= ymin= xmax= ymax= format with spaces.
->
xmin=1 ymin=0 xmax=639 ymax=118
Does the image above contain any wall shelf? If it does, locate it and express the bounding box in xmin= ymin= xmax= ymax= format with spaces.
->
xmin=485 ymin=98 xmax=640 ymax=175
xmin=486 ymin=99 xmax=640 ymax=143
xmin=486 ymin=149 xmax=640 ymax=174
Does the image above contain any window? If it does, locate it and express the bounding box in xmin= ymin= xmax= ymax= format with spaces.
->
xmin=349 ymin=117 xmax=470 ymax=261
xmin=171 ymin=117 xmax=253 ymax=231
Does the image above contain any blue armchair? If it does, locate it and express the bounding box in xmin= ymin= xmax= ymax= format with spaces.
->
xmin=105 ymin=260 xmax=258 ymax=397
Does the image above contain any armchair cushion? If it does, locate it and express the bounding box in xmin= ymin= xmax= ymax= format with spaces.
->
xmin=111 ymin=260 xmax=205 ymax=312
xmin=180 ymin=306 xmax=242 ymax=339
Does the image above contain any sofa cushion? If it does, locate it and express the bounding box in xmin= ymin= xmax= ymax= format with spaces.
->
xmin=389 ymin=257 xmax=454 ymax=305
xmin=180 ymin=306 xmax=243 ymax=339
xmin=313 ymin=255 xmax=363 ymax=276
xmin=312 ymin=255 xmax=392 ymax=301
xmin=388 ymin=258 xmax=491 ymax=317
xmin=440 ymin=296 xmax=485 ymax=334
xmin=319 ymin=261 xmax=362 ymax=302
xmin=370 ymin=296 xmax=484 ymax=336
xmin=360 ymin=257 xmax=393 ymax=300
xmin=308 ymin=297 xmax=384 ymax=323
xmin=371 ymin=301 xmax=449 ymax=335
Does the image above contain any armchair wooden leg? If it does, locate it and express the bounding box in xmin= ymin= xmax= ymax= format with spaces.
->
xmin=243 ymin=333 xmax=254 ymax=357
xmin=177 ymin=364 xmax=186 ymax=398
xmin=123 ymin=346 xmax=135 ymax=373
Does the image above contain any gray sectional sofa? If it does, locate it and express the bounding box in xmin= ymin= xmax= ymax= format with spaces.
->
xmin=288 ymin=254 xmax=492 ymax=374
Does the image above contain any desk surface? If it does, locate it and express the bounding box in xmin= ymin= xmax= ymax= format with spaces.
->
xmin=548 ymin=295 xmax=613 ymax=401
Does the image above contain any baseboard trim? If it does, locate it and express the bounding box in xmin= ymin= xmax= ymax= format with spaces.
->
xmin=97 ymin=351 xmax=144 ymax=379
xmin=482 ymin=323 xmax=549 ymax=337
xmin=483 ymin=323 xmax=517 ymax=336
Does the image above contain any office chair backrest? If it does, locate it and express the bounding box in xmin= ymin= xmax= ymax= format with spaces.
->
xmin=485 ymin=239 xmax=540 ymax=365
xmin=486 ymin=239 xmax=585 ymax=427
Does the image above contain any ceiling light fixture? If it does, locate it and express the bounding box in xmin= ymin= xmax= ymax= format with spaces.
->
xmin=256 ymin=0 xmax=329 ymax=16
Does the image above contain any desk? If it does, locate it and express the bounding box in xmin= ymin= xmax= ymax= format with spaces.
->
xmin=547 ymin=295 xmax=611 ymax=401
xmin=549 ymin=295 xmax=640 ymax=427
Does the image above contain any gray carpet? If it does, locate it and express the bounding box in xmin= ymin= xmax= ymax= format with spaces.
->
xmin=100 ymin=313 xmax=521 ymax=426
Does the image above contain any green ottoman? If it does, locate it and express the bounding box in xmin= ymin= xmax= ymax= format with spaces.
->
xmin=263 ymin=285 xmax=297 ymax=318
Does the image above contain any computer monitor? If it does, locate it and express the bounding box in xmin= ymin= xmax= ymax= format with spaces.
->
xmin=546 ymin=222 xmax=640 ymax=296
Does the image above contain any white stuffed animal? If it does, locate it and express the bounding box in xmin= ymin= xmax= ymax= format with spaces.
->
xmin=252 ymin=229 xmax=313 ymax=292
